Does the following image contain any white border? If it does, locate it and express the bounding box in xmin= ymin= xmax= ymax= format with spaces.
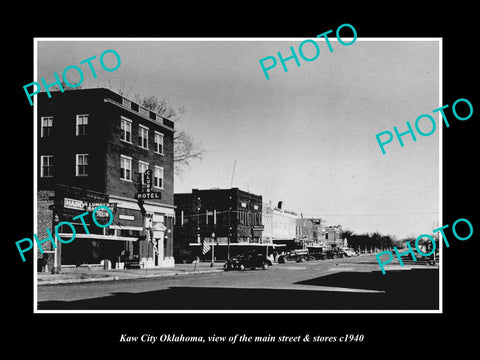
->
xmin=33 ymin=37 xmax=443 ymax=314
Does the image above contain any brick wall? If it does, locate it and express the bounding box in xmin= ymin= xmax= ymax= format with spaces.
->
xmin=37 ymin=190 xmax=54 ymax=271
xmin=103 ymin=100 xmax=175 ymax=206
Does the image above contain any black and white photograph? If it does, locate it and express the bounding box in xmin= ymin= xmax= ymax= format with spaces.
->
xmin=7 ymin=7 xmax=478 ymax=354
xmin=32 ymin=38 xmax=442 ymax=312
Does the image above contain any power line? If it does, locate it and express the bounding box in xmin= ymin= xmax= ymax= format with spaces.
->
xmin=174 ymin=209 xmax=440 ymax=221
xmin=303 ymin=211 xmax=440 ymax=217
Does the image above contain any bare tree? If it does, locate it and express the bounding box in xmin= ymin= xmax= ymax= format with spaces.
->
xmin=134 ymin=94 xmax=205 ymax=174
xmin=46 ymin=80 xmax=205 ymax=174
xmin=46 ymin=77 xmax=84 ymax=92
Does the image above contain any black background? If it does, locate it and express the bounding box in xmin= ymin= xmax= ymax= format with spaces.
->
xmin=6 ymin=4 xmax=478 ymax=355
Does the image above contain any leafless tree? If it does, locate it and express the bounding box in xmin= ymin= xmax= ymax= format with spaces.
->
xmin=46 ymin=80 xmax=205 ymax=174
xmin=134 ymin=94 xmax=205 ymax=174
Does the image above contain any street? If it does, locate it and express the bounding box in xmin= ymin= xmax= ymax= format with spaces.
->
xmin=37 ymin=254 xmax=439 ymax=311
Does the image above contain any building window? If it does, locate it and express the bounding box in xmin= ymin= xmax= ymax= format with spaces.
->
xmin=138 ymin=125 xmax=149 ymax=149
xmin=154 ymin=166 xmax=164 ymax=189
xmin=139 ymin=106 xmax=149 ymax=117
xmin=121 ymin=117 xmax=132 ymax=143
xmin=154 ymin=132 xmax=164 ymax=154
xmin=120 ymin=155 xmax=132 ymax=181
xmin=40 ymin=155 xmax=53 ymax=177
xmin=41 ymin=116 xmax=53 ymax=137
xmin=76 ymin=114 xmax=88 ymax=136
xmin=122 ymin=98 xmax=131 ymax=109
xmin=138 ymin=160 xmax=149 ymax=185
xmin=76 ymin=154 xmax=89 ymax=176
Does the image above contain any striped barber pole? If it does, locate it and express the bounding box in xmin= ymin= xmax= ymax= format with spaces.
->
xmin=202 ymin=241 xmax=211 ymax=255
xmin=152 ymin=238 xmax=159 ymax=256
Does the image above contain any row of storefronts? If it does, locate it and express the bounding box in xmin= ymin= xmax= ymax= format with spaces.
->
xmin=173 ymin=189 xmax=343 ymax=262
xmin=36 ymin=88 xmax=344 ymax=271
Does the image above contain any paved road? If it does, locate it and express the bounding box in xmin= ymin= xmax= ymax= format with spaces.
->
xmin=37 ymin=255 xmax=439 ymax=311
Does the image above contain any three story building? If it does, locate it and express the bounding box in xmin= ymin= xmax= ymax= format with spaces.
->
xmin=37 ymin=88 xmax=175 ymax=271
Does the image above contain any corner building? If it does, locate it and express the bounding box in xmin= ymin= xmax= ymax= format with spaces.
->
xmin=37 ymin=88 xmax=175 ymax=271
xmin=174 ymin=188 xmax=268 ymax=260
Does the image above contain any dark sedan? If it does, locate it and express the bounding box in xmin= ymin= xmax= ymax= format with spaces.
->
xmin=224 ymin=251 xmax=272 ymax=271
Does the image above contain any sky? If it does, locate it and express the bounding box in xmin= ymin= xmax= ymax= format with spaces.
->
xmin=36 ymin=38 xmax=441 ymax=239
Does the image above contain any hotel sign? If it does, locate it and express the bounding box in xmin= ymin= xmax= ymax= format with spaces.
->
xmin=136 ymin=169 xmax=161 ymax=200
xmin=136 ymin=192 xmax=161 ymax=200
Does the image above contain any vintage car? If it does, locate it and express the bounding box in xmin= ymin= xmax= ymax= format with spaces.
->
xmin=344 ymin=249 xmax=358 ymax=257
xmin=224 ymin=251 xmax=272 ymax=271
xmin=277 ymin=249 xmax=315 ymax=263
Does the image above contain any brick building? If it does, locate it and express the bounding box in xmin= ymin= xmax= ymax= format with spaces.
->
xmin=325 ymin=225 xmax=343 ymax=248
xmin=296 ymin=217 xmax=326 ymax=245
xmin=37 ymin=88 xmax=175 ymax=271
xmin=174 ymin=188 xmax=268 ymax=260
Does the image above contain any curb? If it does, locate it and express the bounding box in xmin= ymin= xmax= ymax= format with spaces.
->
xmin=37 ymin=268 xmax=224 ymax=286
xmin=37 ymin=276 xmax=120 ymax=286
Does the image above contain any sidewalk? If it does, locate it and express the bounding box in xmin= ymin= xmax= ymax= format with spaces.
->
xmin=37 ymin=262 xmax=225 ymax=286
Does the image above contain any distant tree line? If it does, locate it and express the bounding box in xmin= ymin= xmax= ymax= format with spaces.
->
xmin=342 ymin=230 xmax=407 ymax=253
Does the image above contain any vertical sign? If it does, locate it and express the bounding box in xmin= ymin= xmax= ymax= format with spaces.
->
xmin=144 ymin=169 xmax=153 ymax=193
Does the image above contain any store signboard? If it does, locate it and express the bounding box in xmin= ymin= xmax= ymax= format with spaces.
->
xmin=63 ymin=197 xmax=116 ymax=214
xmin=64 ymin=198 xmax=86 ymax=210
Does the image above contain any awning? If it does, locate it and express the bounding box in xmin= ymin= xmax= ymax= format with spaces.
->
xmin=189 ymin=243 xmax=285 ymax=247
xmin=153 ymin=222 xmax=167 ymax=231
xmin=57 ymin=233 xmax=138 ymax=242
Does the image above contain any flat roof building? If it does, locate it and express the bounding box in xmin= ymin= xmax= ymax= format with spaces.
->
xmin=262 ymin=201 xmax=298 ymax=250
xmin=37 ymin=88 xmax=175 ymax=271
xmin=174 ymin=188 xmax=271 ymax=260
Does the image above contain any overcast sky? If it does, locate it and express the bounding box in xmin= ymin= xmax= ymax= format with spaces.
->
xmin=36 ymin=38 xmax=441 ymax=239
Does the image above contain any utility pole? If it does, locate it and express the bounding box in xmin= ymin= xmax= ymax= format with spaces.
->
xmin=230 ymin=160 xmax=236 ymax=187
xmin=227 ymin=196 xmax=232 ymax=260
xmin=210 ymin=232 xmax=215 ymax=267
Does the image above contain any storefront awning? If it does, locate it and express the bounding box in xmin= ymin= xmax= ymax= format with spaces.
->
xmin=189 ymin=243 xmax=285 ymax=247
xmin=58 ymin=233 xmax=138 ymax=242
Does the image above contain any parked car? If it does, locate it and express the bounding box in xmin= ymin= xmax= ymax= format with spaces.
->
xmin=173 ymin=249 xmax=196 ymax=264
xmin=344 ymin=249 xmax=358 ymax=257
xmin=324 ymin=248 xmax=346 ymax=259
xmin=224 ymin=251 xmax=272 ymax=271
xmin=278 ymin=249 xmax=315 ymax=263
xmin=124 ymin=254 xmax=141 ymax=269
xmin=307 ymin=247 xmax=327 ymax=260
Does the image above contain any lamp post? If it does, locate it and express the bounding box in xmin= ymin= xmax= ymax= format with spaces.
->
xmin=51 ymin=214 xmax=60 ymax=274
xmin=210 ymin=232 xmax=215 ymax=267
